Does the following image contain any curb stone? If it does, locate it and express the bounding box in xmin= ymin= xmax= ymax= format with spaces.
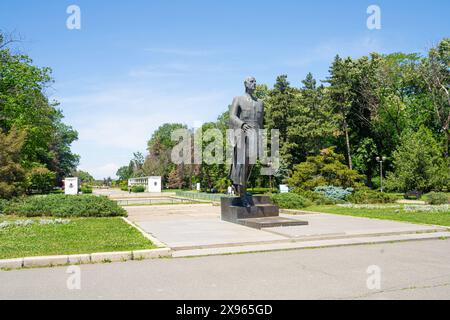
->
xmin=0 ymin=247 xmax=174 ymax=270
xmin=68 ymin=254 xmax=91 ymax=264
xmin=0 ymin=258 xmax=24 ymax=269
xmin=23 ymin=255 xmax=69 ymax=268
xmin=91 ymin=251 xmax=133 ymax=263
xmin=133 ymin=248 xmax=171 ymax=260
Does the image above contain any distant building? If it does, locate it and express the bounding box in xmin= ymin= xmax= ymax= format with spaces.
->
xmin=128 ymin=176 xmax=162 ymax=193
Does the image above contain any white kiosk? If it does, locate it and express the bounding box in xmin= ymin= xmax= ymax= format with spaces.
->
xmin=128 ymin=176 xmax=162 ymax=193
xmin=64 ymin=177 xmax=79 ymax=195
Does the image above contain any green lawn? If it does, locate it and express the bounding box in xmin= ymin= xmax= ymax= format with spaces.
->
xmin=0 ymin=216 xmax=155 ymax=260
xmin=304 ymin=205 xmax=450 ymax=227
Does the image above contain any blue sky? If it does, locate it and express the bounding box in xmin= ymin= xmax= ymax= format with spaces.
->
xmin=1 ymin=0 xmax=449 ymax=179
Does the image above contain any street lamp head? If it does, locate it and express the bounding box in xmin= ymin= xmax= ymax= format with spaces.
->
xmin=376 ymin=157 xmax=380 ymax=162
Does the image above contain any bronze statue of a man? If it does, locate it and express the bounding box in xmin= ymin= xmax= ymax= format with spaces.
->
xmin=229 ymin=77 xmax=264 ymax=206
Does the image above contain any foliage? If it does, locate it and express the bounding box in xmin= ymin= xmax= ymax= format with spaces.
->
xmin=347 ymin=189 xmax=397 ymax=204
xmin=384 ymin=127 xmax=448 ymax=193
xmin=72 ymin=170 xmax=95 ymax=184
xmin=214 ymin=177 xmax=232 ymax=194
xmin=3 ymin=195 xmax=127 ymax=217
xmin=0 ymin=37 xmax=79 ymax=183
xmin=314 ymin=186 xmax=353 ymax=202
xmin=0 ymin=199 xmax=7 ymax=214
xmin=0 ymin=127 xmax=27 ymax=198
xmin=288 ymin=148 xmax=363 ymax=190
xmin=26 ymin=166 xmax=56 ymax=194
xmin=116 ymin=166 xmax=133 ymax=181
xmin=271 ymin=193 xmax=312 ymax=209
xmin=424 ymin=192 xmax=449 ymax=205
xmin=81 ymin=185 xmax=93 ymax=194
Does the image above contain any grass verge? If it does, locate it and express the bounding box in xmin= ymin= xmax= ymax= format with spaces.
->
xmin=0 ymin=216 xmax=155 ymax=260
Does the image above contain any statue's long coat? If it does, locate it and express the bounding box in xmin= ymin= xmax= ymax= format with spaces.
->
xmin=228 ymin=95 xmax=264 ymax=186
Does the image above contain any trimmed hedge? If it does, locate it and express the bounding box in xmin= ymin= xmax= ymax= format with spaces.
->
xmin=131 ymin=185 xmax=145 ymax=193
xmin=348 ymin=190 xmax=397 ymax=204
xmin=271 ymin=193 xmax=312 ymax=209
xmin=3 ymin=195 xmax=127 ymax=217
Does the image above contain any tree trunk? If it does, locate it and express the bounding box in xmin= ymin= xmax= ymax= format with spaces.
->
xmin=344 ymin=120 xmax=353 ymax=170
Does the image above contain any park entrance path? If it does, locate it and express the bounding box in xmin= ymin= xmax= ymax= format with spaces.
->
xmin=125 ymin=204 xmax=450 ymax=256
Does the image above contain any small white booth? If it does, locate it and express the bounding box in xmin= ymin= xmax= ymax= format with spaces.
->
xmin=128 ymin=176 xmax=162 ymax=193
xmin=64 ymin=177 xmax=79 ymax=195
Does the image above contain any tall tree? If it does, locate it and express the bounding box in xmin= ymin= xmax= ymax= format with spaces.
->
xmin=0 ymin=127 xmax=26 ymax=198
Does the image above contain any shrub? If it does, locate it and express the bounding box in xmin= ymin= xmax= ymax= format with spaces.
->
xmin=271 ymin=193 xmax=312 ymax=209
xmin=131 ymin=185 xmax=145 ymax=193
xmin=293 ymin=189 xmax=336 ymax=205
xmin=26 ymin=167 xmax=56 ymax=194
xmin=348 ymin=189 xmax=397 ymax=204
xmin=384 ymin=127 xmax=448 ymax=193
xmin=81 ymin=186 xmax=93 ymax=194
xmin=3 ymin=194 xmax=127 ymax=217
xmin=425 ymin=192 xmax=449 ymax=205
xmin=288 ymin=148 xmax=364 ymax=191
xmin=314 ymin=186 xmax=353 ymax=202
xmin=120 ymin=182 xmax=129 ymax=192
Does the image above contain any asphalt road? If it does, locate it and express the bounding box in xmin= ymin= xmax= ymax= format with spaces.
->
xmin=1 ymin=240 xmax=450 ymax=300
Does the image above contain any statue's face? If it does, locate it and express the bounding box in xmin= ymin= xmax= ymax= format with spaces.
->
xmin=245 ymin=77 xmax=256 ymax=92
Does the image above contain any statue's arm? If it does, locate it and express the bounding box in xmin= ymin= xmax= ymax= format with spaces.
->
xmin=259 ymin=102 xmax=264 ymax=129
xmin=229 ymin=97 xmax=244 ymax=129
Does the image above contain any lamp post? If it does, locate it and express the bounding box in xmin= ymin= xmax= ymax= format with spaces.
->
xmin=376 ymin=156 xmax=386 ymax=192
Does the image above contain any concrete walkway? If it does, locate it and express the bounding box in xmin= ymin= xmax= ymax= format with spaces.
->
xmin=125 ymin=204 xmax=450 ymax=256
xmin=2 ymin=240 xmax=450 ymax=299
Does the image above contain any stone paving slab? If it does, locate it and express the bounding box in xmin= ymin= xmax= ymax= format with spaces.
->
xmin=137 ymin=219 xmax=287 ymax=249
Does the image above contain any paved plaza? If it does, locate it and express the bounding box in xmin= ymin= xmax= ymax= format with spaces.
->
xmin=125 ymin=204 xmax=450 ymax=256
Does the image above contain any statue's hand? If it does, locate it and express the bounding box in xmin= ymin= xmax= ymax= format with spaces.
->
xmin=242 ymin=123 xmax=254 ymax=133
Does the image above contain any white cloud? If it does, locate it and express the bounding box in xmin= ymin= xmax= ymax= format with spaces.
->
xmin=284 ymin=35 xmax=384 ymax=67
xmin=144 ymin=48 xmax=215 ymax=57
xmin=58 ymin=81 xmax=228 ymax=178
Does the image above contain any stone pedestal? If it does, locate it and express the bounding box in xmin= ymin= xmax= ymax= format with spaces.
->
xmin=221 ymin=196 xmax=308 ymax=229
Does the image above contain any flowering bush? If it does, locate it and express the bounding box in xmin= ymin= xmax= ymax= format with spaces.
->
xmin=337 ymin=204 xmax=402 ymax=209
xmin=314 ymin=186 xmax=353 ymax=202
xmin=404 ymin=205 xmax=450 ymax=213
xmin=0 ymin=218 xmax=71 ymax=229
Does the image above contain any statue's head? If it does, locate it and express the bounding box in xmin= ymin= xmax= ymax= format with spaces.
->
xmin=244 ymin=77 xmax=256 ymax=93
